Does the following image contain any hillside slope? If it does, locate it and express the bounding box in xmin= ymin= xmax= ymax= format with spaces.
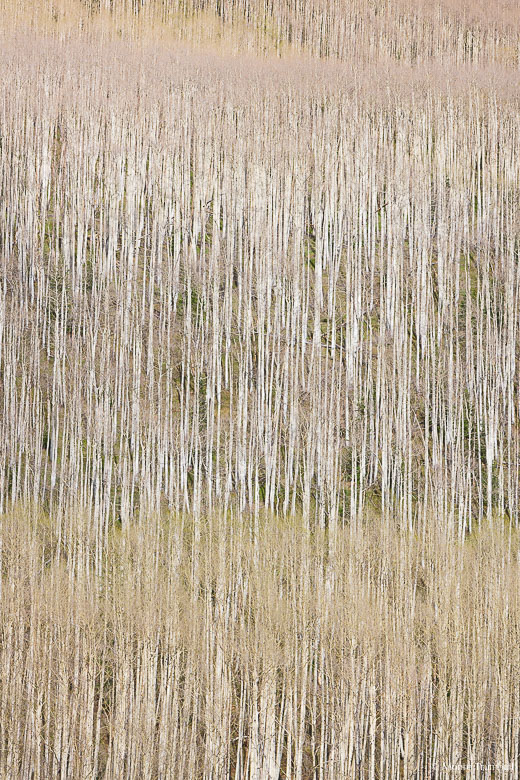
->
xmin=1 ymin=3 xmax=520 ymax=777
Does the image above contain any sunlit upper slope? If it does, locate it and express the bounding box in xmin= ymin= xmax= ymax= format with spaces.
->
xmin=2 ymin=0 xmax=519 ymax=65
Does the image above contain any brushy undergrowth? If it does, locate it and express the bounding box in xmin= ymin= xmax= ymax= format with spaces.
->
xmin=1 ymin=506 xmax=520 ymax=777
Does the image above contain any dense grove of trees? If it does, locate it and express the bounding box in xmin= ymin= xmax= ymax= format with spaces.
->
xmin=1 ymin=39 xmax=518 ymax=536
xmin=0 ymin=2 xmax=519 ymax=776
